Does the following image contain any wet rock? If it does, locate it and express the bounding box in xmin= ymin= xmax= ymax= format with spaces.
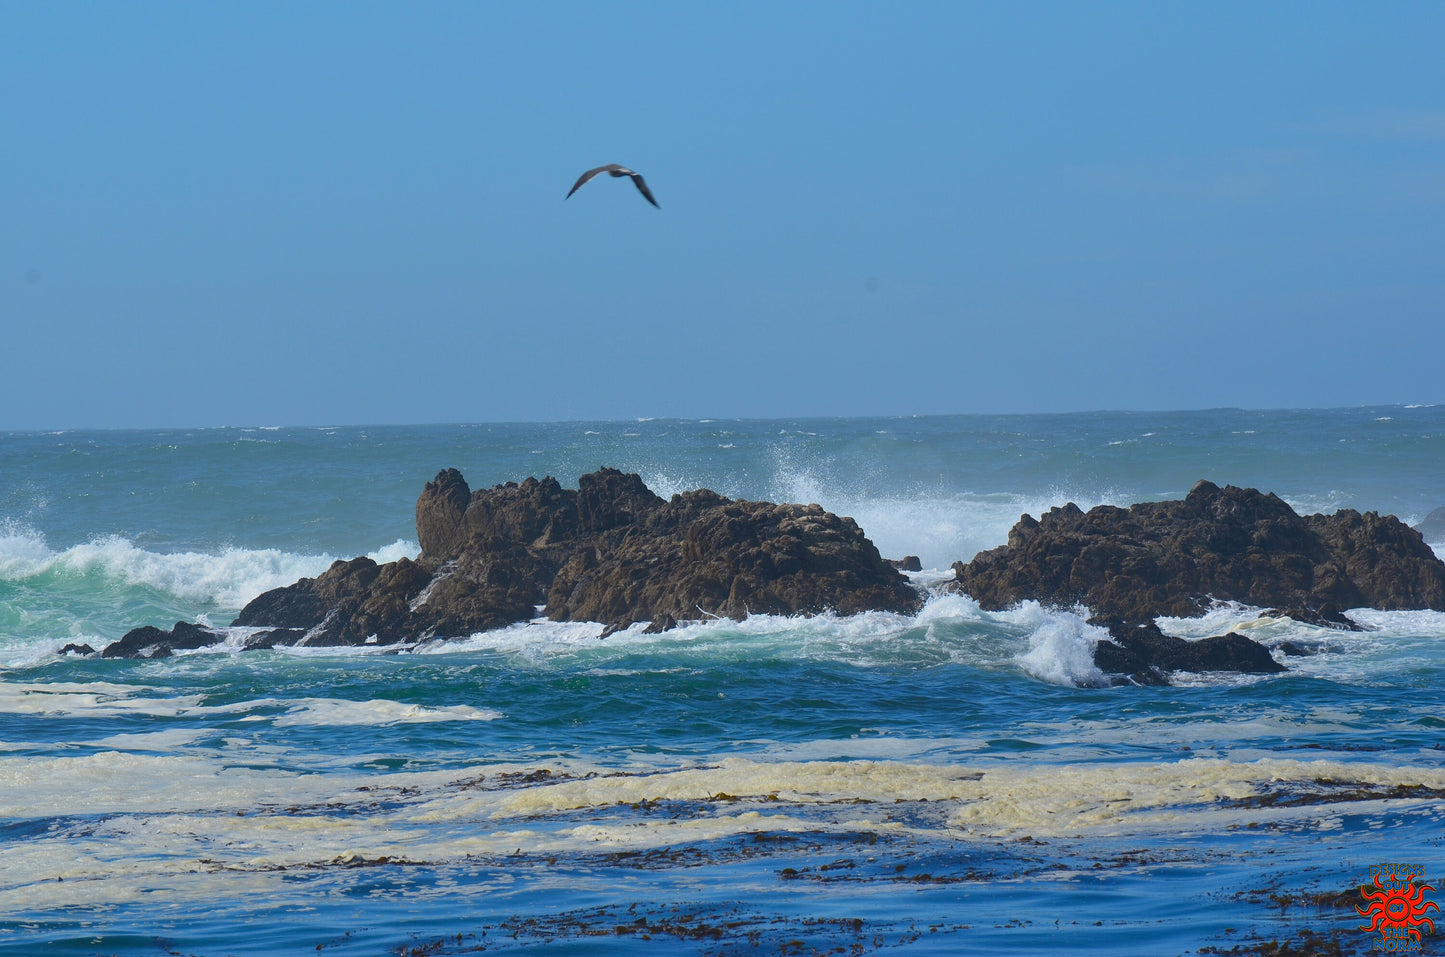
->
xmin=1277 ymin=639 xmax=1342 ymax=657
xmin=415 ymin=467 xmax=473 ymax=561
xmin=953 ymin=480 xmax=1445 ymax=623
xmin=100 ymin=621 xmax=228 ymax=659
xmin=889 ymin=556 xmax=923 ymax=572
xmin=1089 ymin=618 xmax=1286 ymax=685
xmin=1304 ymin=507 xmax=1445 ymax=612
xmin=545 ymin=489 xmax=921 ymax=635
xmin=1263 ymin=604 xmax=1360 ymax=631
xmin=102 ymin=468 xmax=919 ymax=657
xmin=950 ymin=480 xmax=1445 ymax=681
xmin=57 ymin=642 xmax=96 ymax=657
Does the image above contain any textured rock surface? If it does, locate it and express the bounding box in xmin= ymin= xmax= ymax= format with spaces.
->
xmin=545 ymin=483 xmax=922 ymax=635
xmin=102 ymin=468 xmax=920 ymax=656
xmin=953 ymin=480 xmax=1445 ymax=625
xmin=1090 ymin=618 xmax=1286 ymax=686
xmin=101 ymin=621 xmax=228 ymax=659
xmin=950 ymin=480 xmax=1445 ymax=681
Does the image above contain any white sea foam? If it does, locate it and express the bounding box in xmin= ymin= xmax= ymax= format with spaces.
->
xmin=1006 ymin=606 xmax=1111 ymax=687
xmin=60 ymin=538 xmax=332 ymax=608
xmin=3 ymin=747 xmax=1442 ymax=911
xmin=407 ymin=594 xmax=1125 ymax=687
xmin=0 ymin=681 xmax=203 ymax=718
xmin=271 ymin=698 xmax=502 ymax=727
xmin=0 ymin=520 xmax=53 ymax=577
xmin=0 ymin=525 xmax=418 ymax=610
xmin=1155 ymin=600 xmax=1275 ymax=639
xmin=0 ymin=682 xmax=501 ymax=731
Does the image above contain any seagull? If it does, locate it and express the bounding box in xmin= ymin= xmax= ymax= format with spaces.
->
xmin=565 ymin=164 xmax=660 ymax=208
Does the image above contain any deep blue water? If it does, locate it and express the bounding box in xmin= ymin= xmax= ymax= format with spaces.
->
xmin=2 ymin=409 xmax=1443 ymax=955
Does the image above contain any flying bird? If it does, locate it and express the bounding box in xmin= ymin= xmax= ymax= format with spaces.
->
xmin=566 ymin=164 xmax=660 ymax=208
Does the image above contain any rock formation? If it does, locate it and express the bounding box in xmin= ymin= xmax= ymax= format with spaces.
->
xmin=953 ymin=480 xmax=1445 ymax=625
xmin=1089 ymin=618 xmax=1285 ymax=685
xmin=99 ymin=621 xmax=228 ymax=659
xmin=100 ymin=468 xmax=920 ymax=657
xmin=951 ymin=480 xmax=1445 ymax=683
xmin=92 ymin=471 xmax=1445 ymax=687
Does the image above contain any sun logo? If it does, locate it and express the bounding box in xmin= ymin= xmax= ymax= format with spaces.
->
xmin=1357 ymin=869 xmax=1438 ymax=948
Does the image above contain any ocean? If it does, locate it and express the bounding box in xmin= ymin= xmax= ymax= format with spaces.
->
xmin=2 ymin=407 xmax=1442 ymax=956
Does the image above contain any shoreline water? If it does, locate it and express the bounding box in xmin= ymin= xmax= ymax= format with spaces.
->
xmin=2 ymin=409 xmax=1442 ymax=955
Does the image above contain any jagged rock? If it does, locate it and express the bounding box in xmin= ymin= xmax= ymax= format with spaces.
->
xmin=890 ymin=556 xmax=923 ymax=572
xmin=950 ymin=480 xmax=1445 ymax=682
xmin=230 ymin=547 xmax=550 ymax=649
xmin=415 ymin=468 xmax=473 ymax=561
xmin=1090 ymin=618 xmax=1286 ymax=685
xmin=1305 ymin=507 xmax=1445 ymax=611
xmin=101 ymin=621 xmax=227 ymax=659
xmin=57 ymin=642 xmax=96 ymax=657
xmin=954 ymin=480 xmax=1445 ymax=624
xmin=545 ymin=488 xmax=921 ymax=635
xmin=102 ymin=467 xmax=919 ymax=657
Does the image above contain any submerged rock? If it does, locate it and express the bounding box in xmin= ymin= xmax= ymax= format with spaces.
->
xmin=950 ymin=480 xmax=1445 ymax=682
xmin=100 ymin=468 xmax=920 ymax=657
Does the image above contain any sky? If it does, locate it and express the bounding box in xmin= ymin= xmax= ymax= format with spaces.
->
xmin=2 ymin=2 xmax=1442 ymax=429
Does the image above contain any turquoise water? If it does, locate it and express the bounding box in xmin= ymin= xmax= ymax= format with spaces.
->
xmin=2 ymin=409 xmax=1443 ymax=955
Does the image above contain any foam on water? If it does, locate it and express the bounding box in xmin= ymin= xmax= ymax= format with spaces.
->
xmin=996 ymin=601 xmax=1111 ymax=687
xmin=38 ymin=588 xmax=1423 ymax=692
xmin=0 ymin=528 xmax=418 ymax=607
xmin=0 ymin=681 xmax=203 ymax=718
xmin=0 ymin=682 xmax=502 ymax=732
xmin=271 ymin=698 xmax=503 ymax=727
xmin=5 ymin=745 xmax=1442 ymax=911
xmin=410 ymin=597 xmax=1098 ymax=681
xmin=0 ymin=527 xmax=421 ymax=665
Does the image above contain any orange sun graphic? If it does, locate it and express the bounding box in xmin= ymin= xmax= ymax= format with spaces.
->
xmin=1358 ymin=874 xmax=1439 ymax=941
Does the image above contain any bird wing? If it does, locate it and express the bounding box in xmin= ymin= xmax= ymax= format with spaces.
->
xmin=627 ymin=172 xmax=660 ymax=208
xmin=566 ymin=164 xmax=627 ymax=199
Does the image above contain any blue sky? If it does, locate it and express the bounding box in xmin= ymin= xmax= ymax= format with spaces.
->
xmin=2 ymin=2 xmax=1442 ymax=428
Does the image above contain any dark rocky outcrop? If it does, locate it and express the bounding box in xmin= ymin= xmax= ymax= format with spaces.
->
xmin=100 ymin=468 xmax=920 ymax=657
xmin=954 ymin=480 xmax=1445 ymax=623
xmin=1090 ymin=618 xmax=1286 ymax=686
xmin=951 ymin=480 xmax=1445 ymax=682
xmin=545 ymin=482 xmax=921 ymax=635
xmin=101 ymin=621 xmax=228 ymax=660
xmin=889 ymin=555 xmax=923 ymax=572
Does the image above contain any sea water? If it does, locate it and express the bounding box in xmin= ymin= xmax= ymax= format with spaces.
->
xmin=1 ymin=408 xmax=1442 ymax=955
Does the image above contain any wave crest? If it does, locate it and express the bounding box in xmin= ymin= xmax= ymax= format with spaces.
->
xmin=0 ymin=522 xmax=417 ymax=613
